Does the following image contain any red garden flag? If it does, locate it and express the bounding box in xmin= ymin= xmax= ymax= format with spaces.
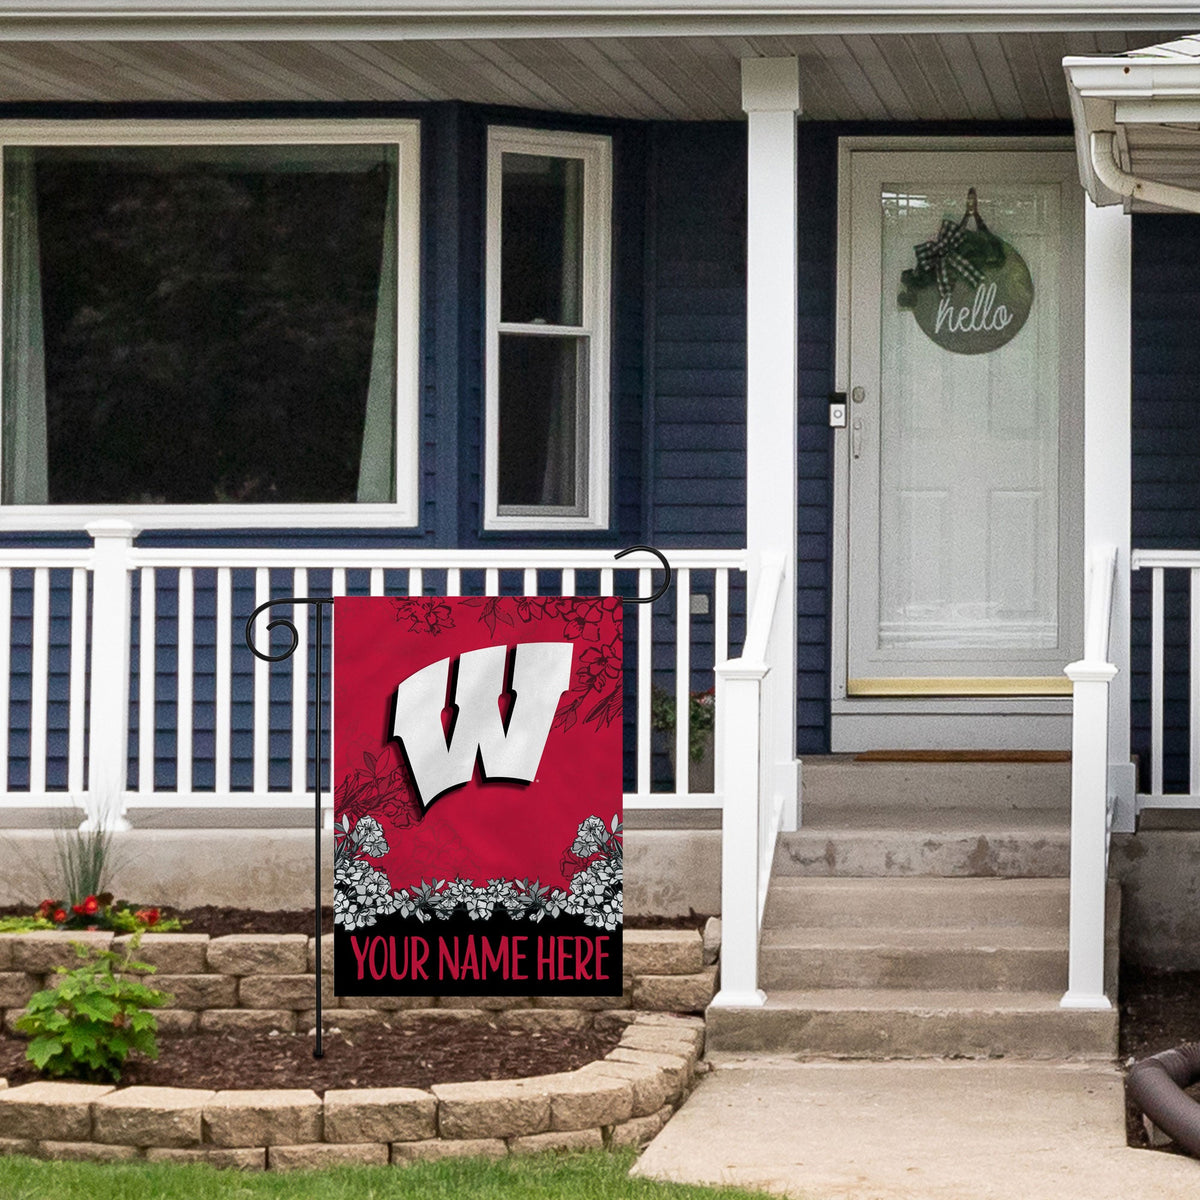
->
xmin=333 ymin=595 xmax=623 ymax=997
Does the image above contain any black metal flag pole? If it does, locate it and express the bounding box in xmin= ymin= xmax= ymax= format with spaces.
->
xmin=240 ymin=546 xmax=671 ymax=1061
xmin=245 ymin=597 xmax=333 ymax=1059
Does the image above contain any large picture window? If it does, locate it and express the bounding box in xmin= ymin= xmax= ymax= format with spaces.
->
xmin=485 ymin=128 xmax=611 ymax=530
xmin=0 ymin=121 xmax=420 ymax=528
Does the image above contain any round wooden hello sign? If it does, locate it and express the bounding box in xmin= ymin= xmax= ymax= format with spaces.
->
xmin=909 ymin=244 xmax=1033 ymax=355
xmin=899 ymin=190 xmax=1033 ymax=356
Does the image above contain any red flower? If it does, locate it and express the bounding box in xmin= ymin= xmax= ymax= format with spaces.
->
xmin=135 ymin=908 xmax=160 ymax=927
xmin=71 ymin=903 xmax=84 ymax=916
xmin=52 ymin=908 xmax=67 ymax=924
xmin=81 ymin=895 xmax=99 ymax=916
xmin=36 ymin=899 xmax=54 ymax=916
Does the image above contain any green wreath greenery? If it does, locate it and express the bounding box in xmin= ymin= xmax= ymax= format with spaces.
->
xmin=899 ymin=189 xmax=1008 ymax=310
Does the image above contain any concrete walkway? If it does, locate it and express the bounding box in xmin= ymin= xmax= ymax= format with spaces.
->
xmin=632 ymin=1056 xmax=1200 ymax=1199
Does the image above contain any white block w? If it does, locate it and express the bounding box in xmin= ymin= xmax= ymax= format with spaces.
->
xmin=391 ymin=642 xmax=573 ymax=809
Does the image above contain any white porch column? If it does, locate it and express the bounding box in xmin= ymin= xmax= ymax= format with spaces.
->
xmin=85 ymin=520 xmax=137 ymax=832
xmin=1084 ymin=200 xmax=1133 ymax=832
xmin=742 ymin=56 xmax=801 ymax=829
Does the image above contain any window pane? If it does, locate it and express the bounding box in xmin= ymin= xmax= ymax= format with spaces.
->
xmin=2 ymin=143 xmax=397 ymax=505
xmin=500 ymin=153 xmax=583 ymax=326
xmin=498 ymin=333 xmax=586 ymax=509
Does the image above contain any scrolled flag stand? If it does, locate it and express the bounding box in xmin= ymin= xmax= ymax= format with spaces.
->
xmin=243 ymin=546 xmax=673 ymax=1059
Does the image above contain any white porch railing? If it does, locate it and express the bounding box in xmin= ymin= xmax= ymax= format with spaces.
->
xmin=710 ymin=550 xmax=788 ymax=1008
xmin=0 ymin=522 xmax=747 ymax=828
xmin=1061 ymin=543 xmax=1117 ymax=1011
xmin=1130 ymin=548 xmax=1200 ymax=810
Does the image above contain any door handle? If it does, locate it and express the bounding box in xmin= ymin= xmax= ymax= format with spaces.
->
xmin=852 ymin=418 xmax=863 ymax=459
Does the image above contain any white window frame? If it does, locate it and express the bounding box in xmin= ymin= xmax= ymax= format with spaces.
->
xmin=0 ymin=118 xmax=422 ymax=531
xmin=484 ymin=126 xmax=611 ymax=531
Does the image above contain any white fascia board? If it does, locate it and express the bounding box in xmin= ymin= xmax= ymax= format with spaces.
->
xmin=0 ymin=1 xmax=1196 ymax=41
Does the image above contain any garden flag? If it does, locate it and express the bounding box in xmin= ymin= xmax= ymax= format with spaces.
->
xmin=333 ymin=595 xmax=623 ymax=997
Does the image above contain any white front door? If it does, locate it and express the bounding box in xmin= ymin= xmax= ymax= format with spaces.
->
xmin=840 ymin=148 xmax=1083 ymax=725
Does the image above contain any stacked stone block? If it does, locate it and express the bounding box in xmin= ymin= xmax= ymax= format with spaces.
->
xmin=0 ymin=928 xmax=717 ymax=1034
xmin=0 ymin=1014 xmax=705 ymax=1168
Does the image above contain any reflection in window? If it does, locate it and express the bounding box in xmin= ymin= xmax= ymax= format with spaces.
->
xmin=2 ymin=143 xmax=399 ymax=505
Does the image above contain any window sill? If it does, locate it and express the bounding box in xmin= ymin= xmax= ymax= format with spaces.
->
xmin=0 ymin=503 xmax=419 ymax=532
xmin=483 ymin=510 xmax=609 ymax=533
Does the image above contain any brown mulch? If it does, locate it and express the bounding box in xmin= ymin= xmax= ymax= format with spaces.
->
xmin=0 ymin=905 xmax=713 ymax=938
xmin=0 ymin=905 xmax=700 ymax=1097
xmin=0 ymin=1020 xmax=624 ymax=1096
xmin=1120 ymin=965 xmax=1200 ymax=1152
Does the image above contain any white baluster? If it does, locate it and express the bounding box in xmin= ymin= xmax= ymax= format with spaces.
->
xmin=29 ymin=567 xmax=49 ymax=797
xmin=68 ymin=568 xmax=88 ymax=797
xmin=176 ymin=568 xmax=194 ymax=801
xmin=674 ymin=568 xmax=692 ymax=796
xmin=292 ymin=568 xmax=308 ymax=796
xmin=1151 ymin=566 xmax=1164 ymax=798
xmin=215 ymin=569 xmax=232 ymax=796
xmin=253 ymin=568 xmax=269 ymax=796
xmin=138 ymin=569 xmax=156 ymax=796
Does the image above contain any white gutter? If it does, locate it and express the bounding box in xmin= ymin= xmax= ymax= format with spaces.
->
xmin=0 ymin=0 xmax=1192 ymax=41
xmin=1089 ymin=129 xmax=1200 ymax=213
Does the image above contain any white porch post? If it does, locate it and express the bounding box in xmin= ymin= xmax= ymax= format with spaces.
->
xmin=85 ymin=520 xmax=136 ymax=832
xmin=742 ymin=56 xmax=801 ymax=829
xmin=1084 ymin=200 xmax=1133 ymax=832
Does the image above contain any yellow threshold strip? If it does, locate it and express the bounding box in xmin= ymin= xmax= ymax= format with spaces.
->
xmin=847 ymin=676 xmax=1072 ymax=697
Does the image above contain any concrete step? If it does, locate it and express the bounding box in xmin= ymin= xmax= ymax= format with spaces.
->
xmin=800 ymin=756 xmax=1071 ymax=811
xmin=758 ymin=926 xmax=1067 ymax=992
xmin=706 ymin=989 xmax=1117 ymax=1059
xmin=762 ymin=877 xmax=1070 ymax=930
xmin=774 ymin=814 xmax=1070 ymax=878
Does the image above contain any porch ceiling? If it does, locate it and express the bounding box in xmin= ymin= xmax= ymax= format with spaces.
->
xmin=0 ymin=29 xmax=1186 ymax=119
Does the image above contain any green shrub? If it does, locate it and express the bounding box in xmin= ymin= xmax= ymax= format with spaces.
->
xmin=650 ymin=685 xmax=716 ymax=762
xmin=15 ymin=934 xmax=172 ymax=1083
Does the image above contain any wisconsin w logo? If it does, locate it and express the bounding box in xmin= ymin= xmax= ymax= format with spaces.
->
xmin=391 ymin=642 xmax=573 ymax=809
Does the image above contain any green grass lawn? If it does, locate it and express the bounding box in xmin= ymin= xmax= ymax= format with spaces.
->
xmin=0 ymin=1149 xmax=779 ymax=1200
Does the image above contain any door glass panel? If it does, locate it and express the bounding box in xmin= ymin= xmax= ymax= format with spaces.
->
xmin=877 ymin=182 xmax=1062 ymax=651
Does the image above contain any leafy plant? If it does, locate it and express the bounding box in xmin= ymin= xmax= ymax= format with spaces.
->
xmin=15 ymin=934 xmax=172 ymax=1083
xmin=650 ymin=685 xmax=716 ymax=762
xmin=0 ymin=915 xmax=52 ymax=933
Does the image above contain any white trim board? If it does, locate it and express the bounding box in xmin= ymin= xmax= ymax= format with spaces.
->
xmin=483 ymin=125 xmax=612 ymax=532
xmin=0 ymin=2 xmax=1189 ymax=42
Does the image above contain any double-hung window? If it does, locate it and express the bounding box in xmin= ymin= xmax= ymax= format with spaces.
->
xmin=485 ymin=127 xmax=611 ymax=530
xmin=0 ymin=120 xmax=421 ymax=528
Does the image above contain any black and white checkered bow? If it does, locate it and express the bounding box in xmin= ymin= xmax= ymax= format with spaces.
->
xmin=914 ymin=219 xmax=985 ymax=298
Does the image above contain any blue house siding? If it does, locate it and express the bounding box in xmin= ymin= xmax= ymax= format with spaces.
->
xmin=648 ymin=122 xmax=747 ymax=548
xmin=1130 ymin=212 xmax=1200 ymax=793
xmin=795 ymin=126 xmax=839 ymax=753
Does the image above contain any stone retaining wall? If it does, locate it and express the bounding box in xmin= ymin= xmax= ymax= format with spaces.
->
xmin=0 ymin=1013 xmax=705 ymax=1169
xmin=0 ymin=928 xmax=718 ymax=1035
